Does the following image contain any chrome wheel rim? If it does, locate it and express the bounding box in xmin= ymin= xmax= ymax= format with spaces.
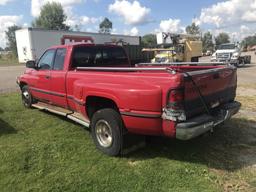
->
xmin=95 ymin=120 xmax=113 ymax=148
xmin=22 ymin=90 xmax=30 ymax=105
xmin=23 ymin=91 xmax=29 ymax=99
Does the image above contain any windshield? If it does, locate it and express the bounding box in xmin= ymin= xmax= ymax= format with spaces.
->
xmin=155 ymin=57 xmax=168 ymax=63
xmin=156 ymin=50 xmax=174 ymax=54
xmin=218 ymin=44 xmax=236 ymax=50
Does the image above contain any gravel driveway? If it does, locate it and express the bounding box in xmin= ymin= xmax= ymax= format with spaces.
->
xmin=0 ymin=65 xmax=25 ymax=93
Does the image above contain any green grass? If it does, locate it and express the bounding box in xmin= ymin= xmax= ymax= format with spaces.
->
xmin=0 ymin=54 xmax=20 ymax=66
xmin=0 ymin=94 xmax=256 ymax=192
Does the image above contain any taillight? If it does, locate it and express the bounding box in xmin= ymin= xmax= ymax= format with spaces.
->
xmin=163 ymin=88 xmax=186 ymax=121
xmin=167 ymin=88 xmax=184 ymax=109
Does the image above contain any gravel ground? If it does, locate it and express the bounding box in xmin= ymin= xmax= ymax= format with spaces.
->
xmin=0 ymin=65 xmax=25 ymax=93
xmin=200 ymin=51 xmax=256 ymax=86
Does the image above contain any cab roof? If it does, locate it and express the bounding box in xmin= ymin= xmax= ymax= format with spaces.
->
xmin=48 ymin=43 xmax=123 ymax=50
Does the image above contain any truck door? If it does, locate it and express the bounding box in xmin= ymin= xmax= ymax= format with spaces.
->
xmin=29 ymin=49 xmax=56 ymax=102
xmin=49 ymin=48 xmax=68 ymax=108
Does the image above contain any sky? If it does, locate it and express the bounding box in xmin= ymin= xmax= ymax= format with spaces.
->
xmin=0 ymin=0 xmax=256 ymax=48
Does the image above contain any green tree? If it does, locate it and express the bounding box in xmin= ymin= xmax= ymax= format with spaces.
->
xmin=185 ymin=22 xmax=200 ymax=35
xmin=5 ymin=25 xmax=21 ymax=57
xmin=141 ymin=34 xmax=157 ymax=47
xmin=4 ymin=47 xmax=10 ymax=51
xmin=32 ymin=2 xmax=69 ymax=30
xmin=99 ymin=17 xmax=112 ymax=34
xmin=202 ymin=31 xmax=214 ymax=52
xmin=241 ymin=35 xmax=256 ymax=49
xmin=0 ymin=47 xmax=3 ymax=51
xmin=215 ymin=32 xmax=230 ymax=47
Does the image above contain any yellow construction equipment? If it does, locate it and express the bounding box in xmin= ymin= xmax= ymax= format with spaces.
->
xmin=143 ymin=33 xmax=202 ymax=63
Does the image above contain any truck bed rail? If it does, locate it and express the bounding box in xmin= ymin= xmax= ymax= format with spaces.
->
xmin=76 ymin=67 xmax=171 ymax=72
xmin=76 ymin=62 xmax=228 ymax=72
xmin=136 ymin=62 xmax=227 ymax=66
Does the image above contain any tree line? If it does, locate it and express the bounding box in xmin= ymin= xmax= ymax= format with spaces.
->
xmin=3 ymin=2 xmax=256 ymax=57
xmin=3 ymin=2 xmax=112 ymax=57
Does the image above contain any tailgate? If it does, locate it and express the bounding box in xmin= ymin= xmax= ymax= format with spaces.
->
xmin=183 ymin=66 xmax=237 ymax=119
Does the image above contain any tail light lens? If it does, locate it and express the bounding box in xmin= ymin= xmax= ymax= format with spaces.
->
xmin=163 ymin=88 xmax=186 ymax=121
xmin=167 ymin=88 xmax=184 ymax=110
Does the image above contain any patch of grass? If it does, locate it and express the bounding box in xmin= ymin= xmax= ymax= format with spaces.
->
xmin=0 ymin=93 xmax=256 ymax=191
xmin=237 ymin=95 xmax=256 ymax=111
xmin=0 ymin=54 xmax=20 ymax=66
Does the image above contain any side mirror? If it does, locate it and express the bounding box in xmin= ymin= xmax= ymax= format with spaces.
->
xmin=26 ymin=60 xmax=36 ymax=69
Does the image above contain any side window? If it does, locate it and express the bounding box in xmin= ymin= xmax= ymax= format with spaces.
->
xmin=38 ymin=49 xmax=55 ymax=70
xmin=53 ymin=48 xmax=66 ymax=70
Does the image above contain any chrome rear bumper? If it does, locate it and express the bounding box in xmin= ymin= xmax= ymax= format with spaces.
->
xmin=176 ymin=101 xmax=241 ymax=140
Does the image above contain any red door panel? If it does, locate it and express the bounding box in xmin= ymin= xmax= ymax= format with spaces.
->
xmin=30 ymin=49 xmax=56 ymax=102
xmin=49 ymin=48 xmax=68 ymax=108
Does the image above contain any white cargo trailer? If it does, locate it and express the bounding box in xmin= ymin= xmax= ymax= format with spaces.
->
xmin=15 ymin=28 xmax=140 ymax=63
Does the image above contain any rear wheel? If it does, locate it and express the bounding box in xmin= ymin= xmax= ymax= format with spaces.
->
xmin=90 ymin=108 xmax=124 ymax=156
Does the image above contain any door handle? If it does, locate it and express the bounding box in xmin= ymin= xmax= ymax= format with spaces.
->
xmin=45 ymin=75 xmax=51 ymax=79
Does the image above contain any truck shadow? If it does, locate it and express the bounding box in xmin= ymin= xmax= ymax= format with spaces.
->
xmin=128 ymin=117 xmax=256 ymax=171
xmin=238 ymin=64 xmax=255 ymax=68
xmin=0 ymin=109 xmax=17 ymax=136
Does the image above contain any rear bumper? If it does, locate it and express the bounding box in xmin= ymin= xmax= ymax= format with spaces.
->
xmin=175 ymin=101 xmax=241 ymax=140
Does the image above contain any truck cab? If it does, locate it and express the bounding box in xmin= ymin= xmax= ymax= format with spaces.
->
xmin=211 ymin=43 xmax=251 ymax=67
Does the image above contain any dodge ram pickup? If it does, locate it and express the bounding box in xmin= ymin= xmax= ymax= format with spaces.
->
xmin=17 ymin=43 xmax=241 ymax=156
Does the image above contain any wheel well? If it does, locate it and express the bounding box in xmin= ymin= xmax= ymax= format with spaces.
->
xmin=19 ymin=82 xmax=27 ymax=90
xmin=86 ymin=96 xmax=119 ymax=120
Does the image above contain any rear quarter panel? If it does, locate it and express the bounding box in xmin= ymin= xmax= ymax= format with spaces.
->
xmin=66 ymin=71 xmax=183 ymax=136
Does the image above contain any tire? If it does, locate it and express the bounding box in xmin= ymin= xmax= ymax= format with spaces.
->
xmin=191 ymin=57 xmax=199 ymax=62
xmin=238 ymin=59 xmax=245 ymax=67
xmin=247 ymin=56 xmax=251 ymax=64
xmin=90 ymin=108 xmax=124 ymax=156
xmin=21 ymin=85 xmax=34 ymax=108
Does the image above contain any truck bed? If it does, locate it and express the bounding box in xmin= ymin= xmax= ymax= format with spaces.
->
xmin=76 ymin=64 xmax=237 ymax=120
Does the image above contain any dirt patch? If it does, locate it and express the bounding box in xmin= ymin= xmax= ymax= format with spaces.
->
xmin=239 ymin=110 xmax=256 ymax=119
xmin=237 ymin=96 xmax=256 ymax=111
xmin=237 ymin=87 xmax=256 ymax=96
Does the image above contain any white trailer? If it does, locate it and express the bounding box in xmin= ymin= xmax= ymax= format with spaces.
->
xmin=15 ymin=28 xmax=140 ymax=63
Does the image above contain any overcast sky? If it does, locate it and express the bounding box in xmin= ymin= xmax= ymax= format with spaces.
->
xmin=0 ymin=0 xmax=256 ymax=47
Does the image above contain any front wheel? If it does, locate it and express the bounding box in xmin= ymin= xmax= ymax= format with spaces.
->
xmin=90 ymin=108 xmax=124 ymax=156
xmin=238 ymin=59 xmax=245 ymax=67
xmin=21 ymin=85 xmax=35 ymax=108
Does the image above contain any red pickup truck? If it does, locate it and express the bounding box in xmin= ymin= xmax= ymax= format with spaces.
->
xmin=17 ymin=43 xmax=241 ymax=156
